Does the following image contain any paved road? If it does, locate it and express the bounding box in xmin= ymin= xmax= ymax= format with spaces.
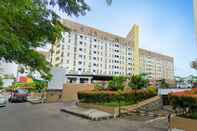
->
xmin=0 ymin=103 xmax=168 ymax=131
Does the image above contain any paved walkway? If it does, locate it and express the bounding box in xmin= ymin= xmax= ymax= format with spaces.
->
xmin=0 ymin=103 xmax=168 ymax=131
xmin=61 ymin=104 xmax=113 ymax=120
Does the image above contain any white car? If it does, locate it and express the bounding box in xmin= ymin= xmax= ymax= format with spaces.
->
xmin=0 ymin=94 xmax=7 ymax=107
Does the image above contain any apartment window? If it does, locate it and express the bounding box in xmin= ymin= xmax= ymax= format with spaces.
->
xmin=80 ymin=35 xmax=83 ymax=39
xmin=78 ymin=68 xmax=82 ymax=71
xmin=80 ymin=41 xmax=83 ymax=45
xmin=94 ymin=39 xmax=97 ymax=42
xmin=78 ymin=61 xmax=82 ymax=64
xmin=67 ymin=53 xmax=70 ymax=57
xmin=55 ymin=57 xmax=60 ymax=61
xmin=56 ymin=50 xmax=60 ymax=54
xmin=57 ymin=44 xmax=61 ymax=48
xmin=93 ymin=57 xmax=96 ymax=60
xmin=67 ymin=60 xmax=69 ymax=64
xmin=79 ymin=48 xmax=82 ymax=51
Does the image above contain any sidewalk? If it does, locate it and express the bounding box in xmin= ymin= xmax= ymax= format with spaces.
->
xmin=61 ymin=104 xmax=113 ymax=120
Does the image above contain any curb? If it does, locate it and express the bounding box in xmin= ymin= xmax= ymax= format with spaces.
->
xmin=60 ymin=108 xmax=113 ymax=121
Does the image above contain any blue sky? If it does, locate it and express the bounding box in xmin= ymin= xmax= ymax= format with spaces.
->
xmin=60 ymin=0 xmax=197 ymax=77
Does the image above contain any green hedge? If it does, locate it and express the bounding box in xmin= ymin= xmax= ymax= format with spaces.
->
xmin=169 ymin=94 xmax=197 ymax=112
xmin=169 ymin=89 xmax=197 ymax=119
xmin=78 ymin=90 xmax=155 ymax=104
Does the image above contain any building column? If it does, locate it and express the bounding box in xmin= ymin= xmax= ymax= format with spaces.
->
xmin=76 ymin=77 xmax=80 ymax=84
xmin=88 ymin=77 xmax=92 ymax=84
xmin=64 ymin=76 xmax=68 ymax=84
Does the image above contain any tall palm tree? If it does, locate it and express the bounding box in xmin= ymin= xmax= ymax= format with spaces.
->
xmin=128 ymin=74 xmax=149 ymax=91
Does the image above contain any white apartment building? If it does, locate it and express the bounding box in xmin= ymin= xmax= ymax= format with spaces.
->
xmin=139 ymin=49 xmax=174 ymax=80
xmin=50 ymin=19 xmax=174 ymax=83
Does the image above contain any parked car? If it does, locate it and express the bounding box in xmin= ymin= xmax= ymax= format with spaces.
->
xmin=0 ymin=94 xmax=7 ymax=107
xmin=9 ymin=89 xmax=28 ymax=103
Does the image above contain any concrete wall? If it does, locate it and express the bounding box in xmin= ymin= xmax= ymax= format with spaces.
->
xmin=48 ymin=67 xmax=66 ymax=90
xmin=62 ymin=84 xmax=94 ymax=102
xmin=171 ymin=116 xmax=197 ymax=131
xmin=79 ymin=102 xmax=117 ymax=114
xmin=46 ymin=90 xmax=62 ymax=103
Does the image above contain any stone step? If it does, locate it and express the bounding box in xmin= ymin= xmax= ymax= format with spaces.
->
xmin=61 ymin=105 xmax=113 ymax=120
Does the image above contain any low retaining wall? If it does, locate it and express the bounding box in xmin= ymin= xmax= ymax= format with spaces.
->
xmin=62 ymin=84 xmax=94 ymax=102
xmin=79 ymin=102 xmax=118 ymax=114
xmin=46 ymin=89 xmax=62 ymax=103
xmin=171 ymin=116 xmax=197 ymax=131
xmin=79 ymin=96 xmax=162 ymax=115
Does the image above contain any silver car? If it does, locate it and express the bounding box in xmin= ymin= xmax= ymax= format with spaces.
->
xmin=0 ymin=94 xmax=7 ymax=107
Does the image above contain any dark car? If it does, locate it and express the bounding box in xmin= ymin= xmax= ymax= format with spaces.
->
xmin=9 ymin=89 xmax=28 ymax=103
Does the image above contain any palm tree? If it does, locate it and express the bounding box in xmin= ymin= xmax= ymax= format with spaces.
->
xmin=128 ymin=74 xmax=149 ymax=92
xmin=108 ymin=76 xmax=127 ymax=91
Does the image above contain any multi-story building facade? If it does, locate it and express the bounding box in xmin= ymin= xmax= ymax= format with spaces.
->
xmin=50 ymin=19 xmax=174 ymax=83
xmin=139 ymin=49 xmax=174 ymax=80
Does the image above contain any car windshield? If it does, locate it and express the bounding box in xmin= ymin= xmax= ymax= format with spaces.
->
xmin=0 ymin=94 xmax=4 ymax=98
xmin=16 ymin=89 xmax=28 ymax=94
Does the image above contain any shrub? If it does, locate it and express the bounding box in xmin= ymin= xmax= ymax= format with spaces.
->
xmin=157 ymin=79 xmax=170 ymax=88
xmin=128 ymin=74 xmax=149 ymax=90
xmin=95 ymin=83 xmax=104 ymax=91
xmin=147 ymin=86 xmax=157 ymax=96
xmin=78 ymin=90 xmax=154 ymax=105
xmin=169 ymin=90 xmax=197 ymax=118
xmin=107 ymin=76 xmax=127 ymax=91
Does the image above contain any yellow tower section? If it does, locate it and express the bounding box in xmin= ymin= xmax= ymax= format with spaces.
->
xmin=127 ymin=25 xmax=140 ymax=75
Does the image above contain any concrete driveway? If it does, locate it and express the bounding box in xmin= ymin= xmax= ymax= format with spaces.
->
xmin=0 ymin=103 xmax=168 ymax=131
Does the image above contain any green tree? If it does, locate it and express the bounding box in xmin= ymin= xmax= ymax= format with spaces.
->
xmin=0 ymin=77 xmax=3 ymax=88
xmin=108 ymin=76 xmax=127 ymax=91
xmin=158 ymin=79 xmax=170 ymax=88
xmin=192 ymin=60 xmax=197 ymax=70
xmin=0 ymin=0 xmax=112 ymax=80
xmin=128 ymin=74 xmax=149 ymax=91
